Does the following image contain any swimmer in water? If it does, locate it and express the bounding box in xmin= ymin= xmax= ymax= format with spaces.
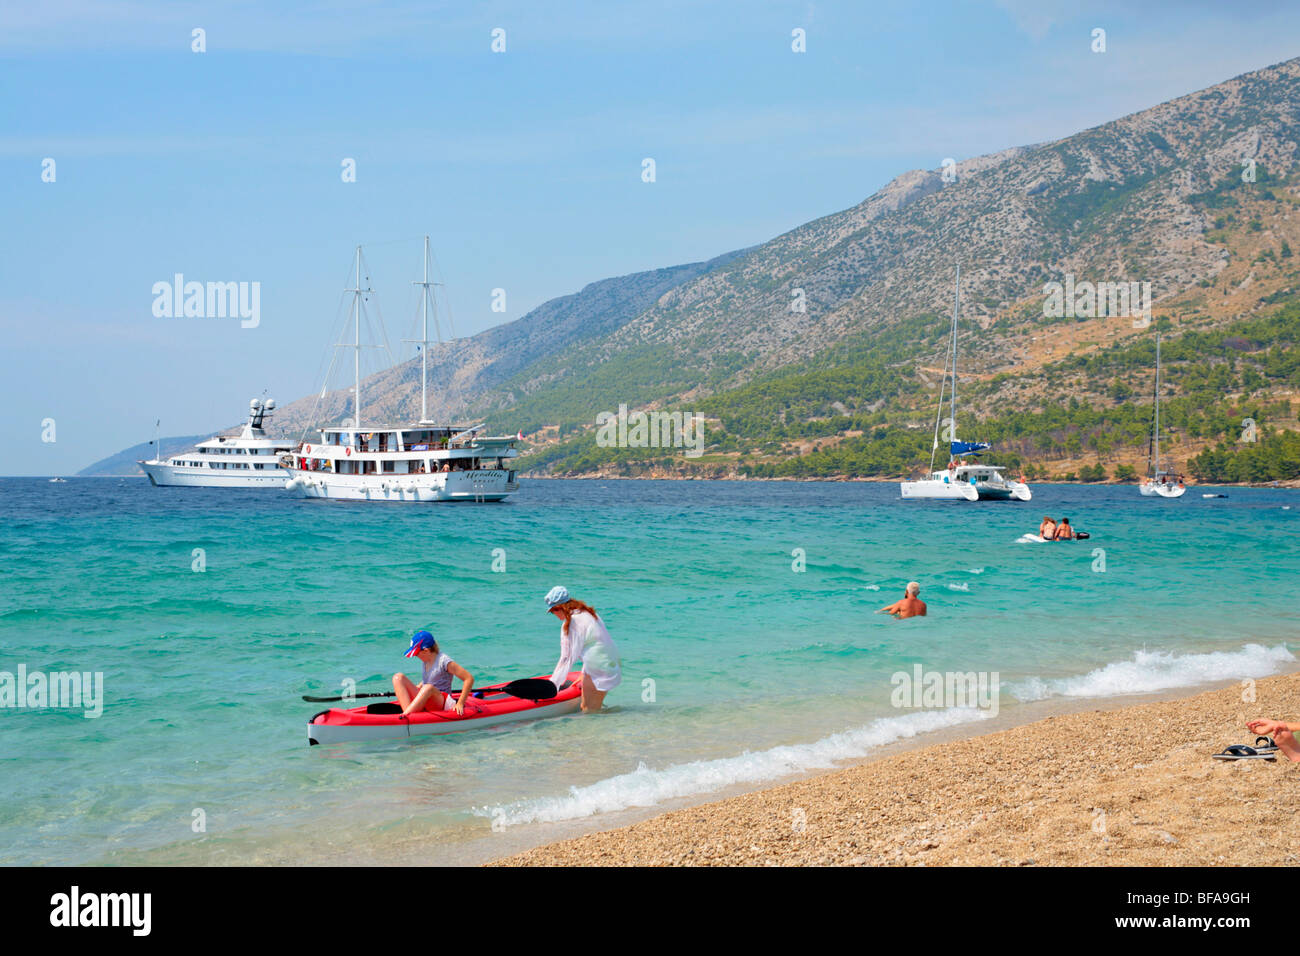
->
xmin=880 ymin=582 xmax=927 ymax=619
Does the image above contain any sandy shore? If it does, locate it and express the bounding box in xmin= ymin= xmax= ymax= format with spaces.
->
xmin=492 ymin=674 xmax=1300 ymax=866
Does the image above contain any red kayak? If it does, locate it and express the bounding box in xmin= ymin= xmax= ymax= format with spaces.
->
xmin=307 ymin=672 xmax=582 ymax=745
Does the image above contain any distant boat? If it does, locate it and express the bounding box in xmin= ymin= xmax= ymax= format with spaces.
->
xmin=1138 ymin=333 xmax=1186 ymax=498
xmin=48 ymin=477 xmax=66 ymax=483
xmin=900 ymin=266 xmax=1031 ymax=502
xmin=1202 ymin=493 xmax=1227 ymax=499
xmin=139 ymin=399 xmax=295 ymax=488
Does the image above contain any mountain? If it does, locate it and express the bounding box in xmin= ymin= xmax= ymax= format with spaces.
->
xmin=514 ymin=55 xmax=1300 ymax=482
xmin=485 ymin=56 xmax=1300 ymax=429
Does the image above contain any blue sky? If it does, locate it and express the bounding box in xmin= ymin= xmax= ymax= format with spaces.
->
xmin=4 ymin=0 xmax=1298 ymax=474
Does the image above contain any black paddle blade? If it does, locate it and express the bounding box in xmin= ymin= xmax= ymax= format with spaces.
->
xmin=474 ymin=678 xmax=557 ymax=701
xmin=506 ymin=678 xmax=558 ymax=700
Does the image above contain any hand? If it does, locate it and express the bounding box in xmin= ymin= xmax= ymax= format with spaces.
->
xmin=1247 ymin=719 xmax=1282 ymax=735
xmin=454 ymin=699 xmax=465 ymax=716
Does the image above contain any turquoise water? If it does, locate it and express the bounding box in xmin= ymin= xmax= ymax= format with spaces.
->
xmin=1 ymin=477 xmax=1297 ymax=865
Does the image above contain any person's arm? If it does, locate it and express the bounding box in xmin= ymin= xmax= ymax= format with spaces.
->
xmin=879 ymin=600 xmax=901 ymax=615
xmin=550 ymin=625 xmax=576 ymax=689
xmin=448 ymin=661 xmax=473 ymax=715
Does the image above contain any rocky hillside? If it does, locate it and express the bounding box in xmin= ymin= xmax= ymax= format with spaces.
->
xmin=484 ymin=56 xmax=1300 ymax=432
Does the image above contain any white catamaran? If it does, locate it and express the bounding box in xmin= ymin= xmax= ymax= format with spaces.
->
xmin=139 ymin=398 xmax=294 ymax=487
xmin=282 ymin=239 xmax=521 ymax=503
xmin=900 ymin=266 xmax=1032 ymax=502
xmin=1139 ymin=332 xmax=1186 ymax=498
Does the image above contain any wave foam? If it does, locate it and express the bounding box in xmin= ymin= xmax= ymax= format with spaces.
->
xmin=478 ymin=643 xmax=1294 ymax=830
xmin=1008 ymin=643 xmax=1294 ymax=701
xmin=475 ymin=706 xmax=991 ymax=828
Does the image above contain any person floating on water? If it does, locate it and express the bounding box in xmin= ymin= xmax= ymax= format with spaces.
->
xmin=1054 ymin=517 xmax=1076 ymax=540
xmin=545 ymin=586 xmax=622 ymax=712
xmin=1039 ymin=515 xmax=1057 ymax=539
xmin=880 ymin=582 xmax=927 ymax=619
xmin=1246 ymin=718 xmax=1300 ymax=761
xmin=392 ymin=630 xmax=475 ymax=717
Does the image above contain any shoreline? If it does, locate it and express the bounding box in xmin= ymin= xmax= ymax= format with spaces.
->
xmin=22 ymin=474 xmax=1300 ymax=489
xmin=516 ymin=473 xmax=1300 ymax=489
xmin=490 ymin=669 xmax=1300 ymax=867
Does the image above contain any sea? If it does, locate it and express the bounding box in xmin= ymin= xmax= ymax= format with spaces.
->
xmin=1 ymin=476 xmax=1296 ymax=865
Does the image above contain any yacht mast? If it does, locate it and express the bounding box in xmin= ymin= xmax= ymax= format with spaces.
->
xmin=406 ymin=236 xmax=443 ymax=424
xmin=351 ymin=246 xmax=362 ymax=428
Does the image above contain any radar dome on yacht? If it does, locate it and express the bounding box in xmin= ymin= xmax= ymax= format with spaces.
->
xmin=265 ymin=400 xmax=275 ymax=409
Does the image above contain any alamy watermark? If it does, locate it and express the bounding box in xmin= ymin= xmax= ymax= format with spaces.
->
xmin=152 ymin=274 xmax=260 ymax=328
xmin=1042 ymin=275 xmax=1151 ymax=327
xmin=1 ymin=665 xmax=103 ymax=718
xmin=595 ymin=404 xmax=705 ymax=458
xmin=890 ymin=665 xmax=999 ymax=716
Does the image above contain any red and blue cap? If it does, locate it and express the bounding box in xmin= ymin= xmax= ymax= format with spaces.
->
xmin=404 ymin=630 xmax=436 ymax=657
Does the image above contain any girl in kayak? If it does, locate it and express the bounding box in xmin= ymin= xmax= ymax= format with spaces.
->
xmin=393 ymin=630 xmax=475 ymax=717
xmin=545 ymin=586 xmax=622 ymax=712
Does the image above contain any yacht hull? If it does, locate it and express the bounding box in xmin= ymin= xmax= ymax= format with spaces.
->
xmin=1139 ymin=481 xmax=1186 ymax=498
xmin=284 ymin=469 xmax=519 ymax=502
xmin=900 ymin=480 xmax=980 ymax=501
xmin=141 ymin=461 xmax=291 ymax=488
xmin=901 ymin=474 xmax=1031 ymax=501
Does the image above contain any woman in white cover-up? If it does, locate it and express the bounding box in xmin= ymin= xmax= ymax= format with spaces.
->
xmin=544 ymin=586 xmax=622 ymax=713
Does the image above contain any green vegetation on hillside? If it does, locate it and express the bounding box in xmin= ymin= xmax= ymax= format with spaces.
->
xmin=523 ymin=298 xmax=1300 ymax=482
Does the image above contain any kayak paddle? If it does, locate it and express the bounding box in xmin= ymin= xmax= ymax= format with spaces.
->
xmin=471 ymin=678 xmax=557 ymax=701
xmin=302 ymin=678 xmax=557 ymax=704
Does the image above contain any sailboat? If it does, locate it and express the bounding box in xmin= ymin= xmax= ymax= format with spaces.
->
xmin=1138 ymin=332 xmax=1186 ymax=498
xmin=900 ymin=266 xmax=1032 ymax=502
xmin=281 ymin=239 xmax=521 ymax=502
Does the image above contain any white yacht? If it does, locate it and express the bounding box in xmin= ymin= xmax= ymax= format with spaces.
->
xmin=900 ymin=267 xmax=1032 ymax=502
xmin=283 ymin=424 xmax=520 ymax=502
xmin=139 ymin=399 xmax=294 ymax=487
xmin=1138 ymin=332 xmax=1186 ymax=498
xmin=282 ymin=239 xmax=521 ymax=503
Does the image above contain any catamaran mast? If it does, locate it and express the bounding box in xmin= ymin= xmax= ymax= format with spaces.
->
xmin=1154 ymin=332 xmax=1161 ymax=476
xmin=949 ymin=265 xmax=961 ymax=449
xmin=927 ymin=266 xmax=962 ymax=473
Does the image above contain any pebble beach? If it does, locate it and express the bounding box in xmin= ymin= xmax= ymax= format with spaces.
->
xmin=494 ymin=673 xmax=1300 ymax=866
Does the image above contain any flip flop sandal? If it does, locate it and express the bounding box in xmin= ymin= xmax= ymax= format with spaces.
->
xmin=1254 ymin=736 xmax=1278 ymax=752
xmin=1212 ymin=745 xmax=1276 ymax=761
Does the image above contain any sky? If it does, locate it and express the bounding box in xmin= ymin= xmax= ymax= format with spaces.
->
xmin=3 ymin=0 xmax=1299 ymax=474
